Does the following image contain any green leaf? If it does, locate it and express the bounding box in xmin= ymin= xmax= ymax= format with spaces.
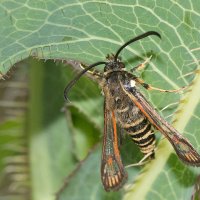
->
xmin=1 ymin=1 xmax=200 ymax=200
xmin=56 ymin=145 xmax=122 ymax=200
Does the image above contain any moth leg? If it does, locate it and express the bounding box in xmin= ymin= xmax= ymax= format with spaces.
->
xmin=80 ymin=63 xmax=103 ymax=78
xmin=135 ymin=77 xmax=187 ymax=93
xmin=139 ymin=151 xmax=155 ymax=163
xmin=131 ymin=55 xmax=152 ymax=72
xmin=125 ymin=151 xmax=154 ymax=168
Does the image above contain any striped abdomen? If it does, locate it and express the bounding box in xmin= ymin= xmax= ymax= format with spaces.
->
xmin=116 ymin=101 xmax=156 ymax=157
xmin=124 ymin=116 xmax=155 ymax=157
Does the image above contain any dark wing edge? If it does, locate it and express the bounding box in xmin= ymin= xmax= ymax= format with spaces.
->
xmin=121 ymin=82 xmax=200 ymax=167
xmin=101 ymin=100 xmax=127 ymax=191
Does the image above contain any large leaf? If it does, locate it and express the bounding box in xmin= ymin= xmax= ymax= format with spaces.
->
xmin=1 ymin=1 xmax=200 ymax=200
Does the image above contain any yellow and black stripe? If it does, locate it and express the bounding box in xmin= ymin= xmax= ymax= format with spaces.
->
xmin=115 ymin=94 xmax=156 ymax=157
xmin=115 ymin=103 xmax=155 ymax=157
xmin=125 ymin=117 xmax=155 ymax=157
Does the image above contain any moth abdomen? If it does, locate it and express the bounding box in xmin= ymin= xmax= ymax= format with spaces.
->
xmin=124 ymin=117 xmax=156 ymax=156
xmin=125 ymin=117 xmax=148 ymax=132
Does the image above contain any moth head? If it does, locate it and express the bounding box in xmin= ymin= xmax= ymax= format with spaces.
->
xmin=104 ymin=58 xmax=125 ymax=72
xmin=103 ymin=31 xmax=161 ymax=73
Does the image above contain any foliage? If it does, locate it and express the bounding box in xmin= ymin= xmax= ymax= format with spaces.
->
xmin=0 ymin=1 xmax=200 ymax=200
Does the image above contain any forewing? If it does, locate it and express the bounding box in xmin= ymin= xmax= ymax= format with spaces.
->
xmin=101 ymin=100 xmax=127 ymax=191
xmin=121 ymin=81 xmax=200 ymax=166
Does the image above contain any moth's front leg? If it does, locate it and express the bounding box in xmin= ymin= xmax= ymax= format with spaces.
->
xmin=130 ymin=55 xmax=152 ymax=72
xmin=135 ymin=77 xmax=187 ymax=93
xmin=80 ymin=63 xmax=103 ymax=80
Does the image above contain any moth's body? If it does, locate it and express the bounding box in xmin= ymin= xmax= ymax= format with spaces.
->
xmin=64 ymin=31 xmax=200 ymax=192
xmin=97 ymin=57 xmax=200 ymax=191
xmin=102 ymin=71 xmax=155 ymax=157
xmin=99 ymin=58 xmax=158 ymax=191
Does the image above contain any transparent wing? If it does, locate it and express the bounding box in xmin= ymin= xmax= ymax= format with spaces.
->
xmin=122 ymin=82 xmax=200 ymax=166
xmin=101 ymin=100 xmax=127 ymax=191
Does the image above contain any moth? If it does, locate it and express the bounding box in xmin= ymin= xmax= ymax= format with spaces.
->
xmin=64 ymin=31 xmax=200 ymax=191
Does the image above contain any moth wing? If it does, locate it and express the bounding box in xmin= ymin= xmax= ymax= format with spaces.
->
xmin=101 ymin=100 xmax=127 ymax=191
xmin=122 ymin=81 xmax=200 ymax=166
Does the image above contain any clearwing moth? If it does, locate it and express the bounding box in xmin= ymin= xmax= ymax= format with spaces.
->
xmin=64 ymin=31 xmax=200 ymax=191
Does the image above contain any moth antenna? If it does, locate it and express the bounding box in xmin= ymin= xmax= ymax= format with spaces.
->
xmin=64 ymin=61 xmax=106 ymax=100
xmin=114 ymin=31 xmax=161 ymax=61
